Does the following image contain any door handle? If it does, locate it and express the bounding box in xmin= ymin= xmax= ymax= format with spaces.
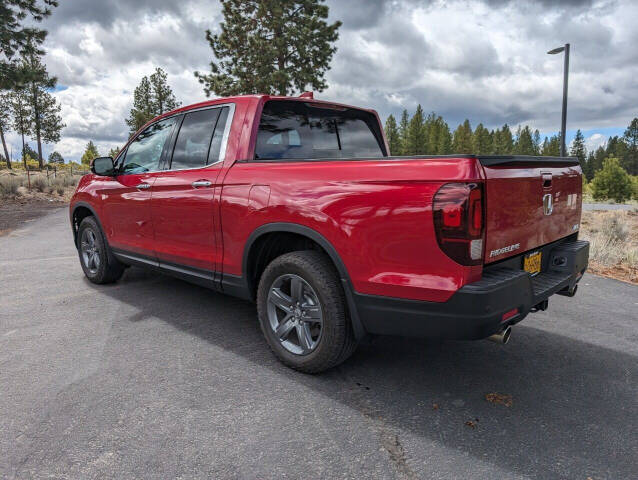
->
xmin=136 ymin=183 xmax=151 ymax=190
xmin=191 ymin=180 xmax=212 ymax=188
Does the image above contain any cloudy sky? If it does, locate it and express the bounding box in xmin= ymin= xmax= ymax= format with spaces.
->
xmin=7 ymin=0 xmax=637 ymax=162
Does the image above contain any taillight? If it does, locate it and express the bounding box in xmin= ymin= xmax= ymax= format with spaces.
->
xmin=433 ymin=183 xmax=484 ymax=265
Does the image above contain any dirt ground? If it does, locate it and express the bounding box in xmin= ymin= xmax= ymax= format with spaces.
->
xmin=579 ymin=209 xmax=637 ymax=284
xmin=0 ymin=198 xmax=68 ymax=236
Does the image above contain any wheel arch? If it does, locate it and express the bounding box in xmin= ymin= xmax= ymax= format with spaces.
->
xmin=71 ymin=202 xmax=103 ymax=248
xmin=240 ymin=222 xmax=366 ymax=339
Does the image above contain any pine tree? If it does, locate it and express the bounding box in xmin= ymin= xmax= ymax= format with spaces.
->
xmin=9 ymin=88 xmax=32 ymax=169
xmin=149 ymin=68 xmax=179 ymax=116
xmin=126 ymin=69 xmax=180 ymax=136
xmin=605 ymin=136 xmax=627 ymax=163
xmin=81 ymin=141 xmax=99 ymax=166
xmin=493 ymin=124 xmax=514 ymax=154
xmin=570 ymin=129 xmax=587 ymax=172
xmin=514 ymin=126 xmax=536 ymax=155
xmin=542 ymin=134 xmax=561 ymax=156
xmin=108 ymin=147 xmax=121 ymax=159
xmin=423 ymin=112 xmax=450 ymax=155
xmin=48 ymin=151 xmax=63 ymax=164
xmin=194 ymin=0 xmax=341 ymax=97
xmin=472 ymin=123 xmax=492 ymax=154
xmin=0 ymin=1 xmax=57 ymax=90
xmin=20 ymin=53 xmax=64 ymax=167
xmin=384 ymin=115 xmax=400 ymax=155
xmin=0 ymin=93 xmax=12 ymax=168
xmin=437 ymin=121 xmax=452 ymax=154
xmin=532 ymin=129 xmax=541 ymax=155
xmin=126 ymin=76 xmax=153 ymax=135
xmin=405 ymin=105 xmax=425 ymax=155
xmin=398 ymin=109 xmax=409 ymax=155
xmin=583 ymin=151 xmax=595 ymax=181
xmin=23 ymin=143 xmax=38 ymax=159
xmin=452 ymin=119 xmax=473 ymax=154
xmin=622 ymin=117 xmax=638 ymax=175
xmin=422 ymin=112 xmax=436 ymax=155
xmin=591 ymin=145 xmax=606 ymax=175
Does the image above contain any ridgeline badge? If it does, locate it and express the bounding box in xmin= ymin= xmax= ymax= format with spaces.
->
xmin=489 ymin=243 xmax=521 ymax=258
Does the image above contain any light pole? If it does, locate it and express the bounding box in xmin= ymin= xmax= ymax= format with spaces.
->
xmin=548 ymin=43 xmax=570 ymax=156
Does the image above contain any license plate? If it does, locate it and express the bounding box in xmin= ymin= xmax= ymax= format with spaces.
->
xmin=523 ymin=251 xmax=542 ymax=276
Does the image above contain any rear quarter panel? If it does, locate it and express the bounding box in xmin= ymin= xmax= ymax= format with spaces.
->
xmin=221 ymin=157 xmax=483 ymax=302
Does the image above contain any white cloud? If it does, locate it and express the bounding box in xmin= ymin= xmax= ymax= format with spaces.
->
xmin=584 ymin=133 xmax=608 ymax=152
xmin=4 ymin=0 xmax=636 ymax=163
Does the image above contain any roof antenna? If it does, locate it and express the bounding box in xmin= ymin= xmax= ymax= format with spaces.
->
xmin=299 ymin=91 xmax=314 ymax=99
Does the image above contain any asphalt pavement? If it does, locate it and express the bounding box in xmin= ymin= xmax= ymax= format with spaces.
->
xmin=1 ymin=208 xmax=637 ymax=480
xmin=582 ymin=203 xmax=635 ymax=211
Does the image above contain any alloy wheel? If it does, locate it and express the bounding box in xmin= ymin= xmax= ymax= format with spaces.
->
xmin=266 ymin=274 xmax=323 ymax=355
xmin=80 ymin=228 xmax=101 ymax=275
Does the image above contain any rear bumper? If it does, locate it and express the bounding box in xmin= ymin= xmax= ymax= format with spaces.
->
xmin=354 ymin=239 xmax=589 ymax=340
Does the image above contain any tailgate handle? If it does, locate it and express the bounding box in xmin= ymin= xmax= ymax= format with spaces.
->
xmin=542 ymin=173 xmax=552 ymax=188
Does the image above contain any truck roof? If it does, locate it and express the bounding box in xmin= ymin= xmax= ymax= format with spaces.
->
xmin=159 ymin=94 xmax=379 ymax=120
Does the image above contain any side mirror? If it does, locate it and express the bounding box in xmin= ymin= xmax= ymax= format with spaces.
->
xmin=91 ymin=157 xmax=115 ymax=176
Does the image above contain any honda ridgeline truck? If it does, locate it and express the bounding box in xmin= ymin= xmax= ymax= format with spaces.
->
xmin=70 ymin=94 xmax=589 ymax=372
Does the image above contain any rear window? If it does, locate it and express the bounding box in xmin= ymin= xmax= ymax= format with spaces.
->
xmin=255 ymin=100 xmax=386 ymax=160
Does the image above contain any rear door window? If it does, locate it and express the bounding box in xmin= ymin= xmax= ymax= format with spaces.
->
xmin=170 ymin=108 xmax=221 ymax=170
xmin=255 ymin=100 xmax=386 ymax=160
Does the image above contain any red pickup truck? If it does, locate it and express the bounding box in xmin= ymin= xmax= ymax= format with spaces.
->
xmin=70 ymin=94 xmax=589 ymax=372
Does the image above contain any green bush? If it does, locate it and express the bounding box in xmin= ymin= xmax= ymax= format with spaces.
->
xmin=631 ymin=175 xmax=638 ymax=200
xmin=591 ymin=157 xmax=634 ymax=203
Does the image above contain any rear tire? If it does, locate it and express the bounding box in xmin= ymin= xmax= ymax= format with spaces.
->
xmin=257 ymin=250 xmax=357 ymax=373
xmin=77 ymin=216 xmax=125 ymax=284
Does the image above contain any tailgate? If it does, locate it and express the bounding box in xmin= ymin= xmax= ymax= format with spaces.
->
xmin=479 ymin=156 xmax=582 ymax=263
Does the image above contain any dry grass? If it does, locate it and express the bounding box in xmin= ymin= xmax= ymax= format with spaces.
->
xmin=0 ymin=170 xmax=80 ymax=202
xmin=580 ymin=210 xmax=638 ymax=284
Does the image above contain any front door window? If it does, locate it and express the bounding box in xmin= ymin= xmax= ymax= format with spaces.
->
xmin=120 ymin=118 xmax=176 ymax=174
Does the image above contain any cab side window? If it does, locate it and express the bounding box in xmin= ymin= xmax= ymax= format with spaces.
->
xmin=169 ymin=106 xmax=231 ymax=170
xmin=120 ymin=118 xmax=176 ymax=174
xmin=171 ymin=109 xmax=220 ymax=170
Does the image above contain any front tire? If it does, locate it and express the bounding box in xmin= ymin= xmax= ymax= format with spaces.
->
xmin=77 ymin=216 xmax=125 ymax=284
xmin=257 ymin=250 xmax=357 ymax=373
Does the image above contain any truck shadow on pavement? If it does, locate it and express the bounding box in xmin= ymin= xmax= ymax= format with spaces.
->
xmin=92 ymin=266 xmax=637 ymax=480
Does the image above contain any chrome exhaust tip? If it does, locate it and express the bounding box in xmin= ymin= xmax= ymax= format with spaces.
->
xmin=558 ymin=284 xmax=578 ymax=297
xmin=487 ymin=326 xmax=512 ymax=345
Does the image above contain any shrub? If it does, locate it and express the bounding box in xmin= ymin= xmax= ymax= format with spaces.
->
xmin=591 ymin=157 xmax=634 ymax=203
xmin=52 ymin=177 xmax=68 ymax=193
xmin=31 ymin=176 xmax=47 ymax=192
xmin=60 ymin=175 xmax=77 ymax=187
xmin=601 ymin=213 xmax=629 ymax=242
xmin=0 ymin=176 xmax=22 ymax=196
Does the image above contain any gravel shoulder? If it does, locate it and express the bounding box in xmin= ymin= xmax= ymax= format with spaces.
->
xmin=0 ymin=198 xmax=67 ymax=236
